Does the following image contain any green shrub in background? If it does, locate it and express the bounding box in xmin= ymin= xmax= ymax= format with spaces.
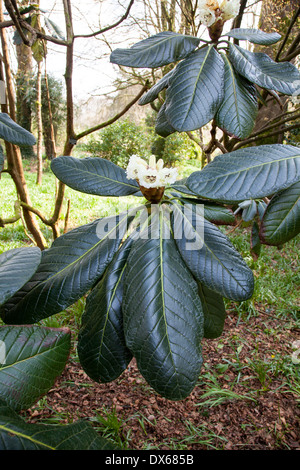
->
xmin=152 ymin=133 xmax=201 ymax=167
xmin=81 ymin=117 xmax=200 ymax=169
xmin=81 ymin=119 xmax=152 ymax=169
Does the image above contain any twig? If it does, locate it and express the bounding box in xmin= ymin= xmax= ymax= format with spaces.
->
xmin=74 ymin=0 xmax=135 ymax=39
xmin=76 ymin=84 xmax=148 ymax=140
xmin=233 ymin=123 xmax=300 ymax=150
xmin=276 ymin=5 xmax=300 ymax=61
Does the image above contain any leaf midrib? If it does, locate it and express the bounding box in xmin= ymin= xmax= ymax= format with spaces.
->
xmin=172 ymin=203 xmax=249 ymax=294
xmin=195 ymin=154 xmax=300 ymax=184
xmin=60 ymin=160 xmax=139 ymax=190
xmin=0 ymin=424 xmax=54 ymax=449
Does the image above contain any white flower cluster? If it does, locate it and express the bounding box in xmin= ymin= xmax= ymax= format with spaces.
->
xmin=126 ymin=155 xmax=178 ymax=189
xmin=198 ymin=0 xmax=240 ymax=27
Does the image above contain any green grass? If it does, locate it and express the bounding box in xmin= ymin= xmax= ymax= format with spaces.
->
xmin=0 ymin=166 xmax=139 ymax=252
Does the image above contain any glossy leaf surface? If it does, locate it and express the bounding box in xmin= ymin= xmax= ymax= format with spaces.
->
xmin=78 ymin=238 xmax=134 ymax=383
xmin=226 ymin=28 xmax=281 ymax=45
xmin=187 ymin=144 xmax=300 ymax=203
xmin=0 ymin=113 xmax=36 ymax=147
xmin=216 ymin=54 xmax=258 ymax=139
xmin=171 ymin=203 xmax=254 ymax=301
xmin=0 ymin=326 xmax=70 ymax=411
xmin=123 ymin=208 xmax=204 ymax=400
xmin=0 ymin=248 xmax=41 ymax=306
xmin=1 ymin=214 xmax=130 ymax=324
xmin=228 ymin=44 xmax=300 ymax=95
xmin=165 ymin=45 xmax=225 ymax=132
xmin=0 ymin=401 xmax=117 ymax=450
xmin=51 ymin=156 xmax=140 ymax=197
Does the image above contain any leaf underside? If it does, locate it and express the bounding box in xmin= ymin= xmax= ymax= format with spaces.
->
xmin=110 ymin=31 xmax=201 ymax=68
xmin=228 ymin=44 xmax=300 ymax=95
xmin=260 ymin=180 xmax=300 ymax=246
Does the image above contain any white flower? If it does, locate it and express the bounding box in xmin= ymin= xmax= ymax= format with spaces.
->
xmin=139 ymin=167 xmax=162 ymax=189
xmin=198 ymin=8 xmax=216 ymax=26
xmin=126 ymin=154 xmax=147 ymax=180
xmin=125 ymin=154 xmax=178 ymax=189
xmin=220 ymin=0 xmax=240 ymax=20
xmin=198 ymin=0 xmax=240 ymax=26
xmin=159 ymin=167 xmax=178 ymax=186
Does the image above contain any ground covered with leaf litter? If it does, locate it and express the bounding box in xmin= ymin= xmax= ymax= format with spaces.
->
xmin=23 ymin=307 xmax=300 ymax=451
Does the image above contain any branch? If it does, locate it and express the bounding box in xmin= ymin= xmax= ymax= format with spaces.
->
xmin=231 ymin=0 xmax=248 ymax=44
xmin=73 ymin=0 xmax=135 ymax=39
xmin=279 ymin=47 xmax=300 ymax=63
xmin=3 ymin=0 xmax=32 ymax=46
xmin=75 ymin=84 xmax=148 ymax=140
xmin=250 ymin=110 xmax=300 ymax=138
xmin=275 ymin=5 xmax=300 ymax=61
xmin=232 ymin=123 xmax=300 ymax=151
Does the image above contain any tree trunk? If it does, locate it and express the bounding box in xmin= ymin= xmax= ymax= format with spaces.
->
xmin=36 ymin=60 xmax=43 ymax=184
xmin=0 ymin=2 xmax=46 ymax=249
xmin=41 ymin=71 xmax=57 ymax=160
xmin=253 ymin=0 xmax=300 ymax=145
xmin=15 ymin=0 xmax=35 ymax=159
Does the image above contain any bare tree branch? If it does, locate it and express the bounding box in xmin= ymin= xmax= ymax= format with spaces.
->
xmin=76 ymin=83 xmax=149 ymax=140
xmin=275 ymin=4 xmax=300 ymax=61
xmin=74 ymin=0 xmax=135 ymax=39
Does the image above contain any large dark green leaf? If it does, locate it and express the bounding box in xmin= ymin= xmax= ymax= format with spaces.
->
xmin=197 ymin=284 xmax=226 ymax=339
xmin=155 ymin=102 xmax=176 ymax=137
xmin=139 ymin=69 xmax=175 ymax=105
xmin=0 ymin=401 xmax=117 ymax=450
xmin=226 ymin=28 xmax=281 ymax=45
xmin=187 ymin=144 xmax=300 ymax=203
xmin=0 ymin=113 xmax=36 ymax=147
xmin=259 ymin=181 xmax=300 ymax=246
xmin=168 ymin=178 xmax=197 ymax=196
xmin=0 ymin=326 xmax=70 ymax=411
xmin=110 ymin=32 xmax=201 ymax=68
xmin=215 ymin=54 xmax=258 ymax=139
xmin=51 ymin=156 xmax=140 ymax=197
xmin=0 ymin=247 xmax=41 ymax=306
xmin=171 ymin=203 xmax=254 ymax=301
xmin=78 ymin=237 xmax=134 ymax=383
xmin=165 ymin=45 xmax=225 ymax=132
xmin=228 ymin=44 xmax=300 ymax=96
xmin=0 ymin=213 xmax=131 ymax=324
xmin=178 ymin=197 xmax=236 ymax=225
xmin=123 ymin=208 xmax=204 ymax=401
